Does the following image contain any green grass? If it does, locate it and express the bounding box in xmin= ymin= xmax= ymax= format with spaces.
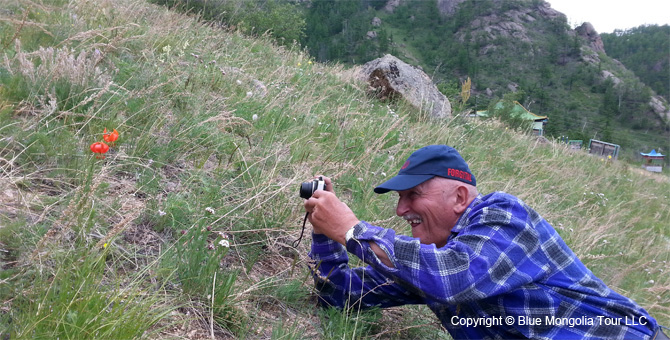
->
xmin=0 ymin=0 xmax=668 ymax=338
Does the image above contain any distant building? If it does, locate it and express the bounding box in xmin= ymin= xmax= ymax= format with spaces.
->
xmin=476 ymin=101 xmax=548 ymax=136
xmin=568 ymin=140 xmax=583 ymax=150
xmin=588 ymin=139 xmax=620 ymax=160
xmin=640 ymin=149 xmax=664 ymax=172
xmin=558 ymin=136 xmax=583 ymax=151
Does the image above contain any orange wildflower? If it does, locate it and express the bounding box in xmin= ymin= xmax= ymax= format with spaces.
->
xmin=90 ymin=142 xmax=109 ymax=159
xmin=103 ymin=128 xmax=119 ymax=145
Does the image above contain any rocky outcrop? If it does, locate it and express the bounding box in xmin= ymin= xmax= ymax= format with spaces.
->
xmin=371 ymin=17 xmax=382 ymax=27
xmin=357 ymin=54 xmax=452 ymax=118
xmin=436 ymin=0 xmax=467 ymax=15
xmin=575 ymin=22 xmax=605 ymax=54
xmin=456 ymin=1 xmax=565 ymax=45
xmin=650 ymin=96 xmax=670 ymax=121
xmin=383 ymin=0 xmax=401 ymax=13
xmin=601 ymin=70 xmax=622 ymax=86
xmin=579 ymin=46 xmax=601 ymax=65
xmin=536 ymin=1 xmax=565 ymax=20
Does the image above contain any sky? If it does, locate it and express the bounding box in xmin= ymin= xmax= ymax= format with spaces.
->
xmin=546 ymin=0 xmax=670 ymax=34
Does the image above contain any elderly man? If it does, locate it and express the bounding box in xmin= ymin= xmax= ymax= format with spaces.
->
xmin=304 ymin=145 xmax=666 ymax=340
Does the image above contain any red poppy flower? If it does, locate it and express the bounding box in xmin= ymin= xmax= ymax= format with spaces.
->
xmin=103 ymin=128 xmax=119 ymax=145
xmin=90 ymin=142 xmax=109 ymax=159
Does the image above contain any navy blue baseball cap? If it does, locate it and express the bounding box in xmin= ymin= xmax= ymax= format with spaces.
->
xmin=374 ymin=145 xmax=476 ymax=194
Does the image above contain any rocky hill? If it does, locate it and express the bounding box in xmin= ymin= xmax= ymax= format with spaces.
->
xmin=301 ymin=0 xmax=669 ymax=161
xmin=601 ymin=24 xmax=670 ymax=103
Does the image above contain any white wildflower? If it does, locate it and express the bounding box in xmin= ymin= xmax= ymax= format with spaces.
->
xmin=252 ymin=114 xmax=259 ymax=121
xmin=218 ymin=239 xmax=230 ymax=248
xmin=205 ymin=207 xmax=215 ymax=214
xmin=158 ymin=209 xmax=166 ymax=216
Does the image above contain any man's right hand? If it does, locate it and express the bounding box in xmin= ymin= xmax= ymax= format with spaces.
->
xmin=303 ymin=176 xmax=359 ymax=245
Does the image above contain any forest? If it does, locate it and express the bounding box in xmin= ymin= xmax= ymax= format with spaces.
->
xmin=601 ymin=25 xmax=670 ymax=102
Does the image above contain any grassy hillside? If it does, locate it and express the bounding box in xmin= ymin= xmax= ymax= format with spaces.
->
xmin=0 ymin=0 xmax=668 ymax=338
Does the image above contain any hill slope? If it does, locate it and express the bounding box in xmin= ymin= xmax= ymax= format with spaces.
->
xmin=601 ymin=24 xmax=670 ymax=102
xmin=0 ymin=0 xmax=669 ymax=338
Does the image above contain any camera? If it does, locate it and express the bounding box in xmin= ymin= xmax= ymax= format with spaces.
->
xmin=299 ymin=177 xmax=325 ymax=199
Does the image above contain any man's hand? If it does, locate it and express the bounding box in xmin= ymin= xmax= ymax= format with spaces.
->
xmin=303 ymin=176 xmax=359 ymax=245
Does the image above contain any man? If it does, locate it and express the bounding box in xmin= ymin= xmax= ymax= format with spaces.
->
xmin=304 ymin=144 xmax=666 ymax=340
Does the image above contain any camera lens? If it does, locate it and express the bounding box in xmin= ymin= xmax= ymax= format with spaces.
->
xmin=299 ymin=181 xmax=315 ymax=199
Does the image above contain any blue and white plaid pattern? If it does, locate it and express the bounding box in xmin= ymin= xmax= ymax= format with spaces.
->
xmin=309 ymin=192 xmax=657 ymax=340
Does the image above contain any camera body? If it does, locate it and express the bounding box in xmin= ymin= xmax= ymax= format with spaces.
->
xmin=299 ymin=177 xmax=325 ymax=199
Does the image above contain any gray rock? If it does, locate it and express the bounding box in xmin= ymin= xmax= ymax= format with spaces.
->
xmin=576 ymin=22 xmax=605 ymax=54
xmin=383 ymin=0 xmax=401 ymax=13
xmin=357 ymin=54 xmax=452 ymax=118
xmin=650 ymin=96 xmax=670 ymax=121
xmin=371 ymin=17 xmax=382 ymax=27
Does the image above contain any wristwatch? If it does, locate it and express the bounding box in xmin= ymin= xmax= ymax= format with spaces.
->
xmin=345 ymin=224 xmax=357 ymax=242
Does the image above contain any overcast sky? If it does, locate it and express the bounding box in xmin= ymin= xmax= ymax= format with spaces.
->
xmin=546 ymin=0 xmax=670 ymax=34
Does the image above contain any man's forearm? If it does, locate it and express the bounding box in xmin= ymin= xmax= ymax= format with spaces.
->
xmin=370 ymin=242 xmax=394 ymax=268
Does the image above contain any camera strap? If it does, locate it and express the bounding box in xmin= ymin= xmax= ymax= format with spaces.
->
xmin=292 ymin=212 xmax=309 ymax=248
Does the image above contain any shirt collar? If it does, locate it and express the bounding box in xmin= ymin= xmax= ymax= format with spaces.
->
xmin=448 ymin=194 xmax=483 ymax=239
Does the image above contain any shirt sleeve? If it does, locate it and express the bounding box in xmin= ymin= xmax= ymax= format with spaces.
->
xmin=345 ymin=198 xmax=552 ymax=305
xmin=308 ymin=232 xmax=424 ymax=310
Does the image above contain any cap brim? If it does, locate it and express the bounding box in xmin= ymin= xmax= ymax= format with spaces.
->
xmin=373 ymin=174 xmax=435 ymax=194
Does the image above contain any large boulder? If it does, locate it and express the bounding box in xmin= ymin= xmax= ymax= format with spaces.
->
xmin=357 ymin=54 xmax=452 ymax=118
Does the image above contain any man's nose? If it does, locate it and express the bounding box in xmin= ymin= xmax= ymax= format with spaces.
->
xmin=396 ymin=197 xmax=408 ymax=216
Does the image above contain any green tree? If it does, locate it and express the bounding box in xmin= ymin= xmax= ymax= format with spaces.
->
xmin=238 ymin=0 xmax=306 ymax=45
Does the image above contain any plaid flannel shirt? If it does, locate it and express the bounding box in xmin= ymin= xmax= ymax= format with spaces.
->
xmin=309 ymin=192 xmax=657 ymax=340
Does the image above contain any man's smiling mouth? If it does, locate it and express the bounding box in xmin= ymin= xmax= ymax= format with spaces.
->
xmin=404 ymin=215 xmax=422 ymax=227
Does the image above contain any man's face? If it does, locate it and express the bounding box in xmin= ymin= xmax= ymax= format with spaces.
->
xmin=395 ymin=177 xmax=459 ymax=248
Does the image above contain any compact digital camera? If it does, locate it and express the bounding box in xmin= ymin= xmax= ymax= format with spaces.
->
xmin=299 ymin=177 xmax=325 ymax=199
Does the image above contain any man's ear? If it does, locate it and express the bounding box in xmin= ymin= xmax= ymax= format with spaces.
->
xmin=453 ymin=185 xmax=470 ymax=214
